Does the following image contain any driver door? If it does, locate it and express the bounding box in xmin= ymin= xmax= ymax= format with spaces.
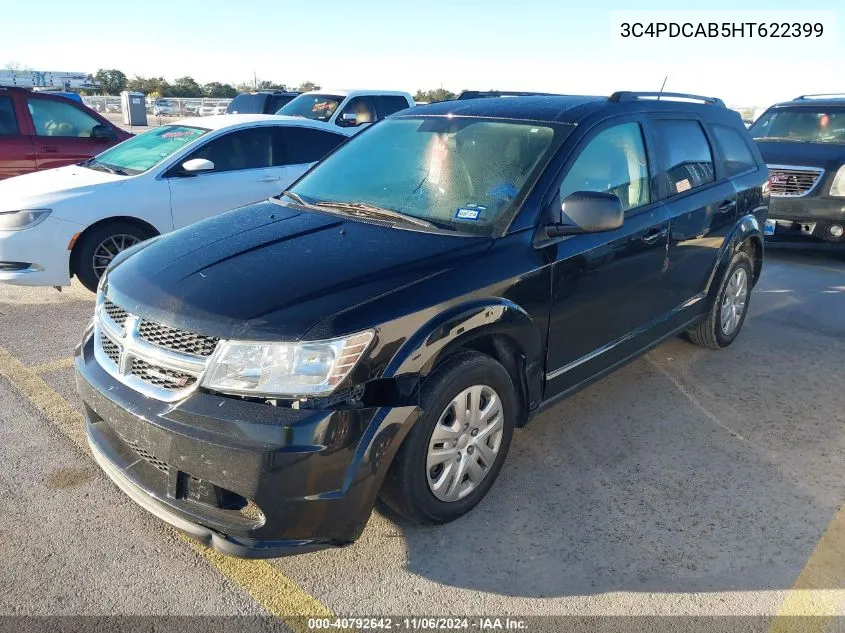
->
xmin=166 ymin=126 xmax=290 ymax=229
xmin=544 ymin=117 xmax=672 ymax=397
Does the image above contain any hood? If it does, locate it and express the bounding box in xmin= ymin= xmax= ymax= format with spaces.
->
xmin=755 ymin=140 xmax=845 ymax=171
xmin=106 ymin=201 xmax=492 ymax=341
xmin=0 ymin=164 xmax=126 ymax=212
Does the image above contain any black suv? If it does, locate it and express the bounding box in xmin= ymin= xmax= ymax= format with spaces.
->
xmin=75 ymin=92 xmax=768 ymax=558
xmin=225 ymin=90 xmax=301 ymax=115
xmin=750 ymin=94 xmax=845 ymax=247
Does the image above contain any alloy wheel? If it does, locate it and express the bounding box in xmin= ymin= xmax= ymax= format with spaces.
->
xmin=92 ymin=234 xmax=141 ymax=279
xmin=720 ymin=267 xmax=748 ymax=336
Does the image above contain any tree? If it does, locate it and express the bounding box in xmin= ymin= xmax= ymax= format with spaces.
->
xmin=257 ymin=80 xmax=287 ymax=91
xmin=297 ymin=81 xmax=320 ymax=92
xmin=413 ymin=88 xmax=456 ymax=103
xmin=94 ymin=69 xmax=128 ymax=95
xmin=170 ymin=76 xmax=203 ymax=98
xmin=127 ymin=76 xmax=171 ymax=97
xmin=203 ymin=82 xmax=237 ymax=98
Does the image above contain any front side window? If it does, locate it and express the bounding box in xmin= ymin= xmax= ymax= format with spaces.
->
xmin=653 ymin=119 xmax=715 ymax=194
xmin=276 ymin=94 xmax=344 ymax=121
xmin=559 ymin=122 xmax=650 ymax=212
xmin=288 ymin=116 xmax=566 ymax=236
xmin=27 ymin=98 xmax=100 ymax=138
xmin=750 ymin=107 xmax=845 ymax=144
xmin=336 ymin=97 xmax=377 ymax=127
xmin=85 ymin=125 xmax=207 ymax=175
xmin=188 ymin=127 xmax=274 ymax=172
xmin=275 ymin=127 xmax=347 ymax=165
xmin=712 ymin=124 xmax=757 ymax=176
xmin=0 ymin=96 xmax=19 ymax=135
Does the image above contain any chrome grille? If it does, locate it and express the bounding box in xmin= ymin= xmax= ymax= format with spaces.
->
xmin=768 ymin=165 xmax=824 ymax=197
xmin=100 ymin=334 xmax=120 ymax=365
xmin=138 ymin=320 xmax=219 ymax=357
xmin=130 ymin=358 xmax=197 ymax=391
xmin=103 ymin=300 xmax=129 ymax=327
xmin=93 ymin=295 xmax=215 ymax=402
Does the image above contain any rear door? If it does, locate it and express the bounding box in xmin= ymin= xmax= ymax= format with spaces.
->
xmin=274 ymin=126 xmax=348 ymax=182
xmin=650 ymin=116 xmax=737 ymax=310
xmin=25 ymin=95 xmax=116 ymax=170
xmin=0 ymin=93 xmax=36 ymax=179
xmin=167 ymin=125 xmax=289 ymax=229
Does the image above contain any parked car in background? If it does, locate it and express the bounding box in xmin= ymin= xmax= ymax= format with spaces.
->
xmin=225 ymin=90 xmax=300 ymax=115
xmin=76 ymin=92 xmax=767 ymax=558
xmin=0 ymin=114 xmax=352 ymax=291
xmin=0 ymin=86 xmax=130 ymax=180
xmin=153 ymin=100 xmax=176 ymax=116
xmin=276 ymin=89 xmax=414 ymax=131
xmin=214 ymin=103 xmax=228 ymax=115
xmin=750 ymin=94 xmax=845 ymax=248
xmin=198 ymin=104 xmax=216 ymax=116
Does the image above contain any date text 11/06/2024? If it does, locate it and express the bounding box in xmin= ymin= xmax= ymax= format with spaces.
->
xmin=307 ymin=617 xmax=529 ymax=630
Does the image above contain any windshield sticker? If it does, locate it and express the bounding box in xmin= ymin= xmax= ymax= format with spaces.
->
xmin=455 ymin=208 xmax=481 ymax=221
xmin=676 ymin=178 xmax=691 ymax=193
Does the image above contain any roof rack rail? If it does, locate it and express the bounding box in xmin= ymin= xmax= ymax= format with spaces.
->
xmin=794 ymin=93 xmax=845 ymax=100
xmin=608 ymin=91 xmax=725 ymax=107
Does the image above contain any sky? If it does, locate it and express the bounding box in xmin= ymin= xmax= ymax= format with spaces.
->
xmin=1 ymin=0 xmax=841 ymax=108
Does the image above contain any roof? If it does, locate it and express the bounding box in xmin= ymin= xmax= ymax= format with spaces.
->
xmin=170 ymin=113 xmax=354 ymax=134
xmin=396 ymin=94 xmax=737 ymax=124
xmin=771 ymin=94 xmax=845 ymax=108
xmin=302 ymin=88 xmax=413 ymax=99
xmin=395 ymin=95 xmax=607 ymax=123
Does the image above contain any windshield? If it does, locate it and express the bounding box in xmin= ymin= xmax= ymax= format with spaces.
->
xmin=287 ymin=117 xmax=568 ymax=236
xmin=751 ymin=107 xmax=845 ymax=144
xmin=226 ymin=93 xmax=264 ymax=114
xmin=276 ymin=94 xmax=344 ymax=121
xmin=85 ymin=125 xmax=208 ymax=175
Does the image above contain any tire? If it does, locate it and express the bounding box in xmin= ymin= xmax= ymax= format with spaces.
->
xmin=73 ymin=221 xmax=155 ymax=292
xmin=379 ymin=351 xmax=517 ymax=524
xmin=686 ymin=251 xmax=753 ymax=350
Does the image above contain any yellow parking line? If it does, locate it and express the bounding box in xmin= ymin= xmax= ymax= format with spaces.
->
xmin=0 ymin=344 xmax=334 ymax=629
xmin=30 ymin=357 xmax=76 ymax=375
xmin=769 ymin=505 xmax=845 ymax=632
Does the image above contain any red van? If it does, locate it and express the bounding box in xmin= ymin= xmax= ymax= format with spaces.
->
xmin=0 ymin=87 xmax=130 ymax=180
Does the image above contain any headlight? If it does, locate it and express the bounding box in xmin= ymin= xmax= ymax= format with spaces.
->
xmin=0 ymin=209 xmax=51 ymax=231
xmin=201 ymin=330 xmax=374 ymax=397
xmin=830 ymin=165 xmax=845 ymax=197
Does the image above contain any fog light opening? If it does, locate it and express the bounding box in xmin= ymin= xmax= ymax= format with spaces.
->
xmin=829 ymin=224 xmax=844 ymax=238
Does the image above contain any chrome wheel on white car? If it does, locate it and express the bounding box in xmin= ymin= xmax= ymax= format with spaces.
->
xmin=92 ymin=234 xmax=142 ymax=279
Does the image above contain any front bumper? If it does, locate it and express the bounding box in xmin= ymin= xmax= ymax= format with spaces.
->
xmin=0 ymin=216 xmax=83 ymax=287
xmin=75 ymin=331 xmax=419 ymax=558
xmin=767 ymin=196 xmax=845 ymax=246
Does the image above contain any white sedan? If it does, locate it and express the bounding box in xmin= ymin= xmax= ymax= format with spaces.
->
xmin=0 ymin=114 xmax=351 ymax=291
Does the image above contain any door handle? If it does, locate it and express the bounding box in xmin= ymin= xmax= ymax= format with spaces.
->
xmin=40 ymin=146 xmax=59 ymax=153
xmin=258 ymin=176 xmax=281 ymax=183
xmin=641 ymin=228 xmax=668 ymax=245
xmin=718 ymin=200 xmax=737 ymax=213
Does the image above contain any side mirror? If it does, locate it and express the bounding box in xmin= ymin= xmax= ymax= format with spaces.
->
xmin=338 ymin=112 xmax=358 ymax=127
xmin=546 ymin=191 xmax=624 ymax=237
xmin=91 ymin=124 xmax=117 ymax=140
xmin=179 ymin=158 xmax=215 ymax=174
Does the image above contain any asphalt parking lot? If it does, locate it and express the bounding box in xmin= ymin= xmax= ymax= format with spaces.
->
xmin=0 ymin=248 xmax=843 ymax=631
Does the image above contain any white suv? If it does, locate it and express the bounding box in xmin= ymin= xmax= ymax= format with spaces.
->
xmin=276 ymin=89 xmax=414 ymax=132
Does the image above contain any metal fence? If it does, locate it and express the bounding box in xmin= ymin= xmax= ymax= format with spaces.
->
xmin=81 ymin=96 xmax=233 ymax=117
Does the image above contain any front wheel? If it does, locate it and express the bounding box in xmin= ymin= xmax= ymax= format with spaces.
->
xmin=379 ymin=351 xmax=516 ymax=524
xmin=73 ymin=221 xmax=155 ymax=292
xmin=687 ymin=251 xmax=753 ymax=349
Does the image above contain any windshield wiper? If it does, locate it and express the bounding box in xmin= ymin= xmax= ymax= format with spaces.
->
xmin=281 ymin=191 xmax=316 ymax=208
xmin=84 ymin=161 xmax=129 ymax=176
xmin=314 ymin=201 xmax=437 ymax=228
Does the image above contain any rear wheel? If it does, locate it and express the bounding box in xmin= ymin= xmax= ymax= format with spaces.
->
xmin=687 ymin=251 xmax=753 ymax=349
xmin=379 ymin=351 xmax=516 ymax=524
xmin=73 ymin=221 xmax=155 ymax=292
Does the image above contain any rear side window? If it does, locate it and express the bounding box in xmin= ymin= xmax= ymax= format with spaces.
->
xmin=226 ymin=93 xmax=265 ymax=114
xmin=711 ymin=124 xmax=757 ymax=176
xmin=0 ymin=96 xmax=18 ymax=135
xmin=653 ymin=119 xmax=715 ymax=194
xmin=274 ymin=127 xmax=346 ymax=165
xmin=266 ymin=94 xmax=296 ymax=113
xmin=374 ymin=96 xmax=410 ymax=118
